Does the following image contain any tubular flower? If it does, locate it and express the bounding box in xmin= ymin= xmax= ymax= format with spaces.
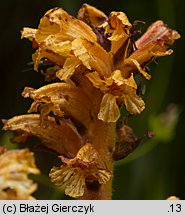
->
xmin=49 ymin=144 xmax=111 ymax=198
xmin=21 ymin=82 xmax=94 ymax=128
xmin=0 ymin=147 xmax=40 ymax=200
xmin=3 ymin=114 xmax=83 ymax=158
xmin=21 ymin=4 xmax=180 ymax=123
xmin=87 ymin=70 xmax=145 ymax=122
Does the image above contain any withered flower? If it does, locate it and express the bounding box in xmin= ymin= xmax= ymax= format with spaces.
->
xmin=50 ymin=144 xmax=111 ymax=198
xmin=2 ymin=4 xmax=180 ymax=199
xmin=3 ymin=114 xmax=83 ymax=158
xmin=0 ymin=147 xmax=40 ymax=200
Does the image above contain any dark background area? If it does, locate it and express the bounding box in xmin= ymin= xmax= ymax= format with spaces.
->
xmin=0 ymin=0 xmax=185 ymax=199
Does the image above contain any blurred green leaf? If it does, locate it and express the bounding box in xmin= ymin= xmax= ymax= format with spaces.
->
xmin=149 ymin=104 xmax=181 ymax=143
xmin=0 ymin=131 xmax=18 ymax=149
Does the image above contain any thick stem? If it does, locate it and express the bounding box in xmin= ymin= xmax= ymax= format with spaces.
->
xmin=73 ymin=72 xmax=116 ymax=199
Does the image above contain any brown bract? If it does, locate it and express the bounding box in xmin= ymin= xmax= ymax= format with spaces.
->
xmin=0 ymin=148 xmax=40 ymax=200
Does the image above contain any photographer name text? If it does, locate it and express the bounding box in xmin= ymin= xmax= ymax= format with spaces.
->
xmin=2 ymin=203 xmax=94 ymax=215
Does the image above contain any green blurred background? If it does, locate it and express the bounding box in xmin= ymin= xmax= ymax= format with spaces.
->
xmin=0 ymin=0 xmax=184 ymax=199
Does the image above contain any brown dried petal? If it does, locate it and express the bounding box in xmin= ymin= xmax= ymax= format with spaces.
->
xmin=77 ymin=3 xmax=108 ymax=27
xmin=116 ymin=125 xmax=138 ymax=143
xmin=119 ymin=21 xmax=180 ymax=78
xmin=2 ymin=114 xmax=83 ymax=158
xmin=136 ymin=20 xmax=180 ymax=49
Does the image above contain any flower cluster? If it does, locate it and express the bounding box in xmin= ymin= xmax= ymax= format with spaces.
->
xmin=21 ymin=4 xmax=179 ymax=123
xmin=2 ymin=4 xmax=180 ymax=199
xmin=0 ymin=147 xmax=40 ymax=200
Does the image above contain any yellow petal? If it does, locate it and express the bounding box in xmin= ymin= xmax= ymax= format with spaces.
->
xmin=64 ymin=171 xmax=85 ymax=198
xmin=50 ymin=166 xmax=85 ymax=198
xmin=97 ymin=169 xmax=112 ymax=184
xmin=3 ymin=114 xmax=83 ymax=158
xmin=123 ymin=89 xmax=145 ymax=115
xmin=59 ymin=144 xmax=99 ymax=168
xmin=112 ymin=70 xmax=137 ymax=89
xmin=109 ymin=11 xmax=132 ymax=30
xmin=111 ymin=70 xmax=124 ymax=86
xmin=21 ymin=27 xmax=37 ymax=41
xmin=56 ymin=56 xmax=81 ymax=81
xmin=98 ymin=93 xmax=120 ymax=122
xmin=131 ymin=59 xmax=151 ymax=80
xmin=124 ymin=73 xmax=138 ymax=89
xmin=72 ymin=38 xmax=112 ymax=77
xmin=77 ymin=3 xmax=107 ymax=27
xmin=32 ymin=48 xmax=65 ymax=71
xmin=107 ymin=11 xmax=131 ymax=56
xmin=36 ymin=7 xmax=97 ymax=44
xmin=72 ymin=143 xmax=98 ymax=163
xmin=86 ymin=71 xmax=112 ymax=92
xmin=33 ymin=37 xmax=72 ymax=72
xmin=41 ymin=36 xmax=72 ymax=56
xmin=22 ymin=88 xmax=64 ymax=127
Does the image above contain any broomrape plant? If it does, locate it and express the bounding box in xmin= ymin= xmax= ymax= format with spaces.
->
xmin=1 ymin=4 xmax=180 ymax=199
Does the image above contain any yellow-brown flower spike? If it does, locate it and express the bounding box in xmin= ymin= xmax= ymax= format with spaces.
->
xmin=0 ymin=147 xmax=40 ymax=200
xmin=3 ymin=3 xmax=180 ymax=200
xmin=21 ymin=4 xmax=180 ymax=123
xmin=50 ymin=144 xmax=111 ymax=198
